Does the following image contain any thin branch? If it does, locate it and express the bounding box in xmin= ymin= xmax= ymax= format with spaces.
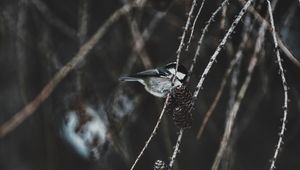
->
xmin=78 ymin=0 xmax=89 ymax=44
xmin=211 ymin=49 xmax=258 ymax=170
xmin=120 ymin=0 xmax=176 ymax=73
xmin=129 ymin=95 xmax=171 ymax=170
xmin=169 ymin=129 xmax=184 ymax=168
xmin=31 ymin=0 xmax=78 ymax=40
xmin=196 ymin=24 xmax=250 ymax=140
xmin=282 ymin=2 xmax=297 ymax=29
xmin=185 ymin=0 xmax=206 ymax=51
xmin=173 ymin=0 xmax=197 ymax=84
xmin=121 ymin=11 xmax=166 ymax=74
xmin=267 ymin=1 xmax=289 ymax=169
xmin=75 ymin=0 xmax=90 ymax=93
xmin=17 ymin=0 xmax=29 ymax=103
xmin=220 ymin=5 xmax=228 ymax=31
xmin=39 ymin=24 xmax=62 ymax=70
xmin=186 ymin=0 xmax=229 ymax=83
xmin=195 ymin=50 xmax=240 ymax=140
xmin=277 ymin=39 xmax=300 ymax=69
xmin=125 ymin=9 xmax=152 ymax=69
xmin=211 ymin=6 xmax=268 ymax=168
xmin=0 ymin=4 xmax=133 ymax=138
xmin=192 ymin=0 xmax=253 ymax=100
xmin=238 ymin=0 xmax=300 ymax=69
xmin=227 ymin=58 xmax=240 ymax=114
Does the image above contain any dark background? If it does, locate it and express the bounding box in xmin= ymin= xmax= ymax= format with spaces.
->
xmin=0 ymin=0 xmax=300 ymax=170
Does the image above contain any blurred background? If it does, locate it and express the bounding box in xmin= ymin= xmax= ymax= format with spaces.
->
xmin=0 ymin=0 xmax=300 ymax=169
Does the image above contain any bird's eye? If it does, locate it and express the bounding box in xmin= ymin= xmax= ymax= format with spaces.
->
xmin=158 ymin=69 xmax=170 ymax=76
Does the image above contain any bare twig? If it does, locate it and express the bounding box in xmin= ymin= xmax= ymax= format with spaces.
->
xmin=164 ymin=1 xmax=198 ymax=168
xmin=173 ymin=0 xmax=197 ymax=84
xmin=282 ymin=2 xmax=297 ymax=29
xmin=220 ymin=5 xmax=228 ymax=31
xmin=185 ymin=0 xmax=206 ymax=51
xmin=186 ymin=0 xmax=229 ymax=83
xmin=192 ymin=0 xmax=253 ymax=100
xmin=0 ymin=4 xmax=133 ymax=138
xmin=78 ymin=0 xmax=89 ymax=44
xmin=196 ymin=18 xmax=251 ymax=140
xmin=17 ymin=0 xmax=29 ymax=103
xmin=195 ymin=49 xmax=240 ymax=140
xmin=211 ymin=5 xmax=269 ymax=168
xmin=39 ymin=24 xmax=62 ymax=70
xmin=169 ymin=129 xmax=184 ymax=168
xmin=75 ymin=0 xmax=90 ymax=93
xmin=227 ymin=58 xmax=240 ymax=114
xmin=211 ymin=48 xmax=258 ymax=170
xmin=121 ymin=11 xmax=166 ymax=74
xmin=129 ymin=95 xmax=171 ymax=170
xmin=238 ymin=0 xmax=300 ymax=69
xmin=277 ymin=39 xmax=300 ymax=69
xmin=125 ymin=10 xmax=152 ymax=69
xmin=31 ymin=0 xmax=78 ymax=40
xmin=267 ymin=1 xmax=289 ymax=169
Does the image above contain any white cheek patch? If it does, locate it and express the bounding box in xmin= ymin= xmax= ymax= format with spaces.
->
xmin=176 ymin=72 xmax=186 ymax=80
xmin=168 ymin=68 xmax=186 ymax=81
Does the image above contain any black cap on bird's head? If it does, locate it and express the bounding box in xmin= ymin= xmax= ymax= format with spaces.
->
xmin=161 ymin=62 xmax=188 ymax=83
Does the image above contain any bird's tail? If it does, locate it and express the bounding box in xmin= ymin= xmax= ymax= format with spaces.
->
xmin=118 ymin=76 xmax=140 ymax=82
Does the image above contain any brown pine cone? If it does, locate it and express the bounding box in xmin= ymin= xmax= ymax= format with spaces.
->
xmin=165 ymin=86 xmax=194 ymax=129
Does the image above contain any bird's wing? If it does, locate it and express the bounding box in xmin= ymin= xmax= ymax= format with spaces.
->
xmin=129 ymin=69 xmax=161 ymax=78
xmin=119 ymin=69 xmax=160 ymax=82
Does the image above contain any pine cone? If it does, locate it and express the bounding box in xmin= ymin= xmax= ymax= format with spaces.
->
xmin=154 ymin=160 xmax=169 ymax=170
xmin=166 ymin=86 xmax=194 ymax=129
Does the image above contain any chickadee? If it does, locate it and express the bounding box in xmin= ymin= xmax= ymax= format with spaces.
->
xmin=119 ymin=62 xmax=188 ymax=98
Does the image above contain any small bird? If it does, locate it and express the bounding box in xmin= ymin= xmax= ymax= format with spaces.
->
xmin=119 ymin=62 xmax=188 ymax=98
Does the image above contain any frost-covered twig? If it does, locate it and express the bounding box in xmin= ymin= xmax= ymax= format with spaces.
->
xmin=173 ymin=0 xmax=197 ymax=84
xmin=196 ymin=16 xmax=252 ymax=140
xmin=267 ymin=1 xmax=289 ymax=169
xmin=0 ymin=3 xmax=134 ymax=138
xmin=192 ymin=0 xmax=253 ymax=100
xmin=185 ymin=0 xmax=206 ymax=51
xmin=186 ymin=0 xmax=229 ymax=83
xmin=169 ymin=129 xmax=184 ymax=168
xmin=129 ymin=95 xmax=171 ymax=170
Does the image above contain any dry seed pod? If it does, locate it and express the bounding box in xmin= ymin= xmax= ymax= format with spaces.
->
xmin=166 ymin=86 xmax=194 ymax=129
xmin=153 ymin=160 xmax=169 ymax=170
